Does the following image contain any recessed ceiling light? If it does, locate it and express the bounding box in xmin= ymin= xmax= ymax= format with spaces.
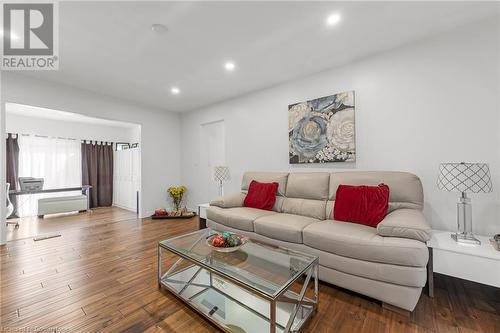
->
xmin=151 ymin=24 xmax=168 ymax=34
xmin=326 ymin=13 xmax=341 ymax=26
xmin=224 ymin=61 xmax=236 ymax=71
xmin=170 ymin=87 xmax=180 ymax=95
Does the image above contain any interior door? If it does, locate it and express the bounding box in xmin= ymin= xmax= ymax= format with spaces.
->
xmin=113 ymin=147 xmax=140 ymax=212
xmin=200 ymin=120 xmax=225 ymax=201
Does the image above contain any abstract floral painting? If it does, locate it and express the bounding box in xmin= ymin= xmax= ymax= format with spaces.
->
xmin=289 ymin=91 xmax=355 ymax=164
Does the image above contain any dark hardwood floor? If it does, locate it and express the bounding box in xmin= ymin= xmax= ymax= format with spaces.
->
xmin=1 ymin=207 xmax=499 ymax=332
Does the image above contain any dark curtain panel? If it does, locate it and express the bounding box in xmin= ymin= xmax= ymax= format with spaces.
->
xmin=6 ymin=133 xmax=19 ymax=217
xmin=82 ymin=141 xmax=113 ymax=208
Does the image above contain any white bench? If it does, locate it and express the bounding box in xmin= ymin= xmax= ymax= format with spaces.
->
xmin=38 ymin=195 xmax=89 ymax=218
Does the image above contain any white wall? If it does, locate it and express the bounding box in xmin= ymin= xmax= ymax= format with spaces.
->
xmin=181 ymin=18 xmax=500 ymax=235
xmin=6 ymin=112 xmax=137 ymax=143
xmin=1 ymin=73 xmax=181 ymax=218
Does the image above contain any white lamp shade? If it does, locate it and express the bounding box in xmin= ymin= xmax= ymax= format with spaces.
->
xmin=214 ymin=166 xmax=230 ymax=182
xmin=437 ymin=162 xmax=492 ymax=193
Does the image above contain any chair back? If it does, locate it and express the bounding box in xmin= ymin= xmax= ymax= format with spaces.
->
xmin=6 ymin=182 xmax=14 ymax=218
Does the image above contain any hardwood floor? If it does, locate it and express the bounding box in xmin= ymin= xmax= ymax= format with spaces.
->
xmin=1 ymin=207 xmax=499 ymax=332
xmin=5 ymin=207 xmax=136 ymax=242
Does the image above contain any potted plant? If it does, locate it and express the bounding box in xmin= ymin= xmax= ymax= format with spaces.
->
xmin=152 ymin=186 xmax=194 ymax=219
xmin=167 ymin=185 xmax=187 ymax=212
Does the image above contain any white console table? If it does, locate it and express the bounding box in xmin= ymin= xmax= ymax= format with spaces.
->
xmin=426 ymin=230 xmax=500 ymax=297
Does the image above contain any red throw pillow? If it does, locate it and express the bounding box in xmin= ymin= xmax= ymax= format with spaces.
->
xmin=243 ymin=180 xmax=279 ymax=211
xmin=333 ymin=184 xmax=389 ymax=227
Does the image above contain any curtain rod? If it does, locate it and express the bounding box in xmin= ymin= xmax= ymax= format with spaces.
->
xmin=9 ymin=132 xmax=115 ymax=145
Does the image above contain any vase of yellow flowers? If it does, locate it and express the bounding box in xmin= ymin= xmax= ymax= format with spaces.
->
xmin=167 ymin=185 xmax=187 ymax=212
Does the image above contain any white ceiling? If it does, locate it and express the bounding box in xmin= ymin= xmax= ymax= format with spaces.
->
xmin=21 ymin=1 xmax=499 ymax=112
xmin=6 ymin=103 xmax=139 ymax=128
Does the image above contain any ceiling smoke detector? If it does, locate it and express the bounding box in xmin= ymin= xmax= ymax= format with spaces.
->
xmin=151 ymin=24 xmax=168 ymax=34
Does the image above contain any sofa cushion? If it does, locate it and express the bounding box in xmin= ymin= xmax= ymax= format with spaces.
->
xmin=377 ymin=209 xmax=431 ymax=242
xmin=206 ymin=219 xmax=427 ymax=288
xmin=303 ymin=220 xmax=428 ymax=267
xmin=210 ymin=192 xmax=246 ymax=208
xmin=285 ymin=172 xmax=330 ymax=200
xmin=254 ymin=213 xmax=319 ymax=243
xmin=243 ymin=180 xmax=279 ymax=211
xmin=333 ymin=184 xmax=389 ymax=227
xmin=242 ymin=172 xmax=289 ymax=196
xmin=207 ymin=206 xmax=276 ymax=232
xmin=282 ymin=198 xmax=326 ymax=220
xmin=329 ymin=171 xmax=424 ymax=211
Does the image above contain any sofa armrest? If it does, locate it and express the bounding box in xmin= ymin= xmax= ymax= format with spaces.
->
xmin=210 ymin=192 xmax=246 ymax=208
xmin=377 ymin=209 xmax=431 ymax=242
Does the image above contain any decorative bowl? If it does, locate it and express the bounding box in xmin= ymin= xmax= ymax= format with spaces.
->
xmin=206 ymin=232 xmax=248 ymax=253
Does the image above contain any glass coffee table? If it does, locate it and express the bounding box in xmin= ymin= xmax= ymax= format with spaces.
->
xmin=158 ymin=228 xmax=319 ymax=333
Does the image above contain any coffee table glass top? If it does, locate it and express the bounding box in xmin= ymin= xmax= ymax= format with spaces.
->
xmin=159 ymin=228 xmax=317 ymax=298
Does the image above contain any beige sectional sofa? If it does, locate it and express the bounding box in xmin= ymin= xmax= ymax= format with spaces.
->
xmin=207 ymin=171 xmax=431 ymax=312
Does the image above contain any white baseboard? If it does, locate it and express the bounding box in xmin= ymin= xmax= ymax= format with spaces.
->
xmin=142 ymin=210 xmax=154 ymax=218
xmin=112 ymin=204 xmax=137 ymax=214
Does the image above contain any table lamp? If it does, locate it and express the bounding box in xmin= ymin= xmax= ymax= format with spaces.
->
xmin=437 ymin=162 xmax=493 ymax=245
xmin=214 ymin=166 xmax=230 ymax=196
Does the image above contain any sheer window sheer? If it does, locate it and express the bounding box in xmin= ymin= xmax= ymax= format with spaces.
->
xmin=18 ymin=135 xmax=82 ymax=217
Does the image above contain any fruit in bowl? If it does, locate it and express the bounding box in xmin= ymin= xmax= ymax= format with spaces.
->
xmin=212 ymin=235 xmax=226 ymax=247
xmin=207 ymin=232 xmax=247 ymax=252
xmin=154 ymin=208 xmax=168 ymax=216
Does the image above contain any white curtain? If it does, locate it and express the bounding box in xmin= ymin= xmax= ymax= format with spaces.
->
xmin=18 ymin=135 xmax=82 ymax=217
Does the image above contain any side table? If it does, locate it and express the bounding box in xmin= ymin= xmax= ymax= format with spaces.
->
xmin=198 ymin=203 xmax=209 ymax=229
xmin=426 ymin=230 xmax=500 ymax=297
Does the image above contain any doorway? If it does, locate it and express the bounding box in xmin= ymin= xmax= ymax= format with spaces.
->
xmin=200 ymin=120 xmax=226 ymax=200
xmin=4 ymin=103 xmax=142 ymax=241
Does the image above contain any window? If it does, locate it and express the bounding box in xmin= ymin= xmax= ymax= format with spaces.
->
xmin=17 ymin=135 xmax=82 ymax=216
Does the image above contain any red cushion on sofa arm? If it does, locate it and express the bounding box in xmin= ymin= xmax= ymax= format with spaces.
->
xmin=333 ymin=184 xmax=390 ymax=227
xmin=243 ymin=180 xmax=279 ymax=211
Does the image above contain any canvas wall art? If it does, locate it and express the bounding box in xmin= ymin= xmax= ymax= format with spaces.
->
xmin=289 ymin=91 xmax=355 ymax=164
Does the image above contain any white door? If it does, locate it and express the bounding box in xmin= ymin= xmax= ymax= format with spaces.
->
xmin=113 ymin=147 xmax=140 ymax=212
xmin=200 ymin=120 xmax=225 ymax=201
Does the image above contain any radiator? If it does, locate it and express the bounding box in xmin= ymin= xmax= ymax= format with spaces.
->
xmin=38 ymin=195 xmax=88 ymax=217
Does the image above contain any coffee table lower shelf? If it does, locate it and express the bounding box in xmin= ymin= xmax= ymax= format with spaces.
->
xmin=158 ymin=247 xmax=318 ymax=333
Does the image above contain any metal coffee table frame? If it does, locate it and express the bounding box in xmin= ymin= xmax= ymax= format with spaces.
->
xmin=158 ymin=231 xmax=319 ymax=333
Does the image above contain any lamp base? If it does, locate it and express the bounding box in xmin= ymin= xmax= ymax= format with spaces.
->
xmin=451 ymin=232 xmax=481 ymax=246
